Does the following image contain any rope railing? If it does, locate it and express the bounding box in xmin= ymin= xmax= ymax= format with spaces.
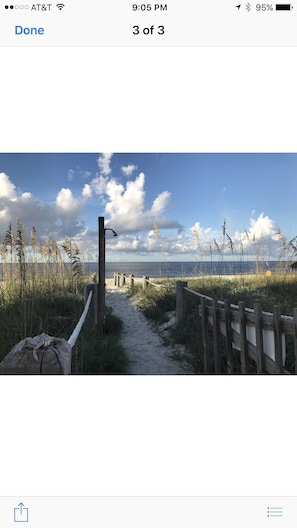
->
xmin=147 ymin=278 xmax=175 ymax=289
xmin=113 ymin=272 xmax=176 ymax=290
xmin=183 ymin=285 xmax=294 ymax=321
xmin=68 ymin=289 xmax=93 ymax=347
xmin=0 ymin=287 xmax=95 ymax=375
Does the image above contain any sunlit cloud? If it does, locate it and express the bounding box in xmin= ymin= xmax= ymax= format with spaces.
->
xmin=121 ymin=164 xmax=138 ymax=177
xmin=97 ymin=153 xmax=113 ymax=176
xmin=0 ymin=172 xmax=16 ymax=199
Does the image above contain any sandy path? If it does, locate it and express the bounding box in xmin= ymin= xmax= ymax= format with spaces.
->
xmin=105 ymin=280 xmax=192 ymax=375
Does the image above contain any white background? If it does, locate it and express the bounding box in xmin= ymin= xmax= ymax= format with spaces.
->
xmin=0 ymin=46 xmax=297 ymax=496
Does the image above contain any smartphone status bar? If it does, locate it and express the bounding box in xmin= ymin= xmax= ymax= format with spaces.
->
xmin=0 ymin=0 xmax=296 ymax=45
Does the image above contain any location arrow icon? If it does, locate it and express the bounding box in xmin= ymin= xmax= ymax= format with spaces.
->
xmin=235 ymin=4 xmax=241 ymax=8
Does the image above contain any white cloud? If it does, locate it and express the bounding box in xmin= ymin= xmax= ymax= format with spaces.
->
xmin=249 ymin=212 xmax=278 ymax=240
xmin=0 ymin=172 xmax=16 ymax=199
xmin=100 ymin=172 xmax=180 ymax=233
xmin=82 ymin=183 xmax=92 ymax=198
xmin=0 ymin=167 xmax=284 ymax=262
xmin=91 ymin=174 xmax=109 ymax=195
xmin=191 ymin=222 xmax=212 ymax=238
xmin=234 ymin=213 xmax=278 ymax=245
xmin=21 ymin=192 xmax=33 ymax=200
xmin=150 ymin=191 xmax=171 ymax=215
xmin=97 ymin=153 xmax=113 ymax=176
xmin=67 ymin=169 xmax=75 ymax=181
xmin=0 ymin=173 xmax=91 ymax=247
xmin=121 ymin=164 xmax=138 ymax=177
xmin=108 ymin=213 xmax=282 ymax=260
xmin=68 ymin=167 xmax=92 ymax=181
xmin=56 ymin=188 xmax=81 ymax=215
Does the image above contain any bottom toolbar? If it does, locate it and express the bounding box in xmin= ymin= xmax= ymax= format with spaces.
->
xmin=0 ymin=496 xmax=296 ymax=528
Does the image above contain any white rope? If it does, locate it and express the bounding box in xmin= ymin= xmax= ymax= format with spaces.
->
xmin=183 ymin=286 xmax=294 ymax=321
xmin=148 ymin=279 xmax=175 ymax=289
xmin=67 ymin=290 xmax=93 ymax=348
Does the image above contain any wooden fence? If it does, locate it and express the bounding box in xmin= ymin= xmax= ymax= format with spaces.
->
xmin=113 ymin=272 xmax=175 ymax=291
xmin=113 ymin=272 xmax=152 ymax=290
xmin=112 ymin=273 xmax=297 ymax=374
xmin=176 ymin=281 xmax=297 ymax=375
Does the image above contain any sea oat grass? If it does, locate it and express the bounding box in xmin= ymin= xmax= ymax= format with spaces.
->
xmin=0 ymin=221 xmax=126 ymax=373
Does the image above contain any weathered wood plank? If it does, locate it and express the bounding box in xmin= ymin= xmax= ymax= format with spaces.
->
xmin=294 ymin=308 xmax=297 ymax=374
xmin=239 ymin=301 xmax=249 ymax=374
xmin=201 ymin=297 xmax=210 ymax=373
xmin=176 ymin=281 xmax=188 ymax=328
xmin=254 ymin=302 xmax=264 ymax=373
xmin=212 ymin=298 xmax=220 ymax=373
xmin=224 ymin=300 xmax=234 ymax=374
xmin=273 ymin=305 xmax=283 ymax=374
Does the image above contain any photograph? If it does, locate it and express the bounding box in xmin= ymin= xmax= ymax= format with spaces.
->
xmin=1 ymin=152 xmax=297 ymax=375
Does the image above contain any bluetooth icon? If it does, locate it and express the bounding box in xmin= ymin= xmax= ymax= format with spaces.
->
xmin=245 ymin=2 xmax=251 ymax=10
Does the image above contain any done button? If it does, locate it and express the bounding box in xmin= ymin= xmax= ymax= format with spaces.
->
xmin=15 ymin=25 xmax=45 ymax=35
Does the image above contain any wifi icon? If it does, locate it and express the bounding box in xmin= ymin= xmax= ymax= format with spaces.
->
xmin=56 ymin=3 xmax=65 ymax=9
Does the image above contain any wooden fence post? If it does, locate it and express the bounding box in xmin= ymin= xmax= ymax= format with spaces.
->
xmin=224 ymin=300 xmax=234 ymax=374
xmin=273 ymin=305 xmax=283 ymax=374
xmin=84 ymin=283 xmax=98 ymax=331
xmin=201 ymin=296 xmax=210 ymax=373
xmin=212 ymin=298 xmax=220 ymax=373
xmin=294 ymin=307 xmax=297 ymax=374
xmin=143 ymin=275 xmax=149 ymax=290
xmin=176 ymin=281 xmax=188 ymax=328
xmin=114 ymin=272 xmax=117 ymax=286
xmin=239 ymin=301 xmax=249 ymax=374
xmin=121 ymin=273 xmax=126 ymax=287
xmin=129 ymin=274 xmax=134 ymax=287
xmin=254 ymin=302 xmax=264 ymax=373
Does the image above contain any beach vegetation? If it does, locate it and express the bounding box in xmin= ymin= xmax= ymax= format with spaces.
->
xmin=0 ymin=220 xmax=127 ymax=374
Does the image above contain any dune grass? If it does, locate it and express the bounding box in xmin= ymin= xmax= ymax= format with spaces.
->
xmin=0 ymin=221 xmax=126 ymax=374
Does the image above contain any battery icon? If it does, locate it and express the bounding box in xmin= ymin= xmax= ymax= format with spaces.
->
xmin=275 ymin=3 xmax=292 ymax=9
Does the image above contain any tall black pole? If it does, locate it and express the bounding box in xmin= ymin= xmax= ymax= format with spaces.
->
xmin=98 ymin=216 xmax=105 ymax=334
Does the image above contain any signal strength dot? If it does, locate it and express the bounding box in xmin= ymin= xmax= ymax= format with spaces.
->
xmin=56 ymin=3 xmax=65 ymax=10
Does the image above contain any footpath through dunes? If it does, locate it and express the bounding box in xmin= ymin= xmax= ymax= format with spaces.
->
xmin=105 ymin=279 xmax=192 ymax=375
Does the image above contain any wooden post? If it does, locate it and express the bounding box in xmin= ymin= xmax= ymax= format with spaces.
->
xmin=114 ymin=272 xmax=117 ymax=286
xmin=176 ymin=281 xmax=188 ymax=328
xmin=201 ymin=296 xmax=210 ymax=373
xmin=273 ymin=305 xmax=283 ymax=374
xmin=129 ymin=274 xmax=134 ymax=287
xmin=225 ymin=300 xmax=234 ymax=374
xmin=98 ymin=216 xmax=105 ymax=334
xmin=121 ymin=273 xmax=126 ymax=286
xmin=212 ymin=298 xmax=220 ymax=373
xmin=294 ymin=307 xmax=297 ymax=374
xmin=143 ymin=275 xmax=149 ymax=291
xmin=239 ymin=301 xmax=249 ymax=374
xmin=254 ymin=302 xmax=264 ymax=373
xmin=84 ymin=283 xmax=98 ymax=331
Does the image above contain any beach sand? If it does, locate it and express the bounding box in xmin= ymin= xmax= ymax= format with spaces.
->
xmin=105 ymin=279 xmax=192 ymax=375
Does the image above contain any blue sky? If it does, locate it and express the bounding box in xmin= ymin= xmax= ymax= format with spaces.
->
xmin=0 ymin=152 xmax=296 ymax=261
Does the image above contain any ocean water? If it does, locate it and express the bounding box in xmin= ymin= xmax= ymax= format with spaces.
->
xmin=0 ymin=260 xmax=289 ymax=281
xmin=85 ymin=260 xmax=283 ymax=279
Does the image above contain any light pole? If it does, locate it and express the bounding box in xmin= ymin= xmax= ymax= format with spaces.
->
xmin=98 ymin=216 xmax=118 ymax=334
